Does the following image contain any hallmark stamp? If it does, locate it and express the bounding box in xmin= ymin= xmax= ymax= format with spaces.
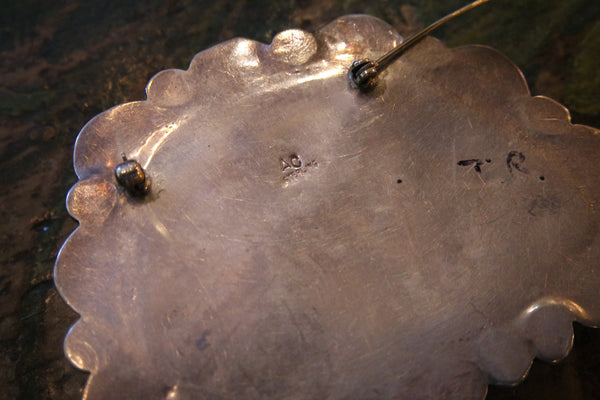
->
xmin=280 ymin=153 xmax=317 ymax=184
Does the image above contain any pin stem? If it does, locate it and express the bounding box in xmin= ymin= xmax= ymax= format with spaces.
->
xmin=349 ymin=0 xmax=492 ymax=90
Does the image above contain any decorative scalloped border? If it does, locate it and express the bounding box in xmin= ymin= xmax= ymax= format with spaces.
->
xmin=55 ymin=14 xmax=600 ymax=400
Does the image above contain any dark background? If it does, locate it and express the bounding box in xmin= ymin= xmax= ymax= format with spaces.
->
xmin=1 ymin=0 xmax=599 ymax=399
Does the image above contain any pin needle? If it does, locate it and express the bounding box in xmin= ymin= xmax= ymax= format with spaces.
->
xmin=349 ymin=0 xmax=492 ymax=91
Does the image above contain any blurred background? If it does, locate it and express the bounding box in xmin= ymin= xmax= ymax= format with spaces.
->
xmin=1 ymin=0 xmax=599 ymax=398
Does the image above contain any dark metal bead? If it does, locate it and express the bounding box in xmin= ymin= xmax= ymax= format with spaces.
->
xmin=348 ymin=59 xmax=379 ymax=91
xmin=114 ymin=154 xmax=151 ymax=197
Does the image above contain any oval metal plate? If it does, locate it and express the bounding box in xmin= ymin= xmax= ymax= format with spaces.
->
xmin=55 ymin=15 xmax=600 ymax=400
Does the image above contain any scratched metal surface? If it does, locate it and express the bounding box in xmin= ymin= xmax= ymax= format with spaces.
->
xmin=53 ymin=12 xmax=600 ymax=400
xmin=2 ymin=1 xmax=600 ymax=399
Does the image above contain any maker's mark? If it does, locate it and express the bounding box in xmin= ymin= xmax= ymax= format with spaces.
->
xmin=280 ymin=153 xmax=317 ymax=185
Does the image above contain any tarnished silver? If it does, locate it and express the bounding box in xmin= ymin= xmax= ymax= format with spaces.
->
xmin=349 ymin=0 xmax=492 ymax=90
xmin=55 ymin=14 xmax=600 ymax=400
xmin=114 ymin=154 xmax=151 ymax=197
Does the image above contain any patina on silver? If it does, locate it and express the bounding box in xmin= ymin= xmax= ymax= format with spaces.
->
xmin=349 ymin=0 xmax=492 ymax=90
xmin=114 ymin=153 xmax=151 ymax=197
xmin=55 ymin=11 xmax=600 ymax=400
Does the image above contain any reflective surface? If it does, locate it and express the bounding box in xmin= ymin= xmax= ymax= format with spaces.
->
xmin=55 ymin=15 xmax=600 ymax=400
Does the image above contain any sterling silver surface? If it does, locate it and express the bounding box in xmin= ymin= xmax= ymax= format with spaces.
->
xmin=55 ymin=15 xmax=600 ymax=400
